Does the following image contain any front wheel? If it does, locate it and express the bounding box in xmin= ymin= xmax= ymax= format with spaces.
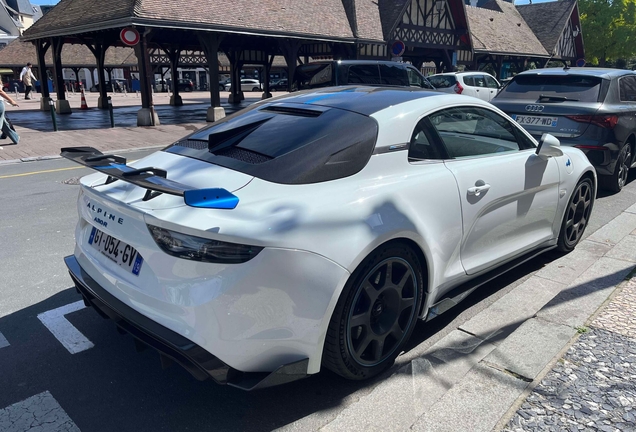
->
xmin=599 ymin=143 xmax=632 ymax=193
xmin=322 ymin=243 xmax=424 ymax=380
xmin=557 ymin=178 xmax=594 ymax=252
xmin=252 ymin=87 xmax=260 ymax=92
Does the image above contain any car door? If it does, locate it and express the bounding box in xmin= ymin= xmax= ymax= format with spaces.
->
xmin=471 ymin=75 xmax=491 ymax=101
xmin=428 ymin=105 xmax=560 ymax=274
xmin=484 ymin=75 xmax=500 ymax=101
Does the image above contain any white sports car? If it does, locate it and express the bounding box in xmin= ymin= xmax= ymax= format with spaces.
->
xmin=62 ymin=87 xmax=595 ymax=390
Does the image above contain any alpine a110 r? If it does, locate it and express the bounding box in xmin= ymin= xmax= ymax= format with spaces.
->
xmin=62 ymin=87 xmax=595 ymax=390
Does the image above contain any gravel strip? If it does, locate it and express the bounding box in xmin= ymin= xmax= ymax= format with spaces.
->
xmin=592 ymin=278 xmax=636 ymax=339
xmin=502 ymin=328 xmax=636 ymax=432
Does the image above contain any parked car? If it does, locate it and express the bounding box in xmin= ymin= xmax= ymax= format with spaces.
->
xmin=176 ymin=78 xmax=194 ymax=92
xmin=218 ymin=78 xmax=231 ymax=91
xmin=61 ymin=86 xmax=594 ymax=389
xmin=428 ymin=71 xmax=501 ymax=101
xmin=492 ymin=67 xmax=636 ymax=192
xmin=270 ymin=78 xmax=288 ymax=91
xmin=294 ymin=60 xmax=435 ymax=90
xmin=225 ymin=79 xmax=262 ymax=92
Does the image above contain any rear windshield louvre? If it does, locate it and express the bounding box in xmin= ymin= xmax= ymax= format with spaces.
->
xmin=497 ymin=75 xmax=604 ymax=103
xmin=166 ymin=104 xmax=378 ymax=184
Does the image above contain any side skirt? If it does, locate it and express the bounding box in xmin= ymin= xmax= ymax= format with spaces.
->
xmin=425 ymin=244 xmax=557 ymax=321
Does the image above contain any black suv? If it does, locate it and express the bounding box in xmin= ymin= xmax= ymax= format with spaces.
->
xmin=493 ymin=68 xmax=636 ymax=192
xmin=294 ymin=60 xmax=435 ymax=91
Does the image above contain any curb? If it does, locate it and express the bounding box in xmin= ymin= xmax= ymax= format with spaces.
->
xmin=0 ymin=145 xmax=166 ymax=166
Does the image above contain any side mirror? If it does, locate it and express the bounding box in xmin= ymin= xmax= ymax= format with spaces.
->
xmin=536 ymin=133 xmax=563 ymax=158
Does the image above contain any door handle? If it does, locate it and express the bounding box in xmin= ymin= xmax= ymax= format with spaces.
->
xmin=467 ymin=181 xmax=491 ymax=196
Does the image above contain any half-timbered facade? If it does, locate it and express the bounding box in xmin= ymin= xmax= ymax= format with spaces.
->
xmin=357 ymin=0 xmax=471 ymax=70
xmin=517 ymin=0 xmax=584 ymax=63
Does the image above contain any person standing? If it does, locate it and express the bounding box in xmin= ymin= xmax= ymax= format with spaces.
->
xmin=19 ymin=62 xmax=37 ymax=100
xmin=0 ymin=87 xmax=19 ymax=144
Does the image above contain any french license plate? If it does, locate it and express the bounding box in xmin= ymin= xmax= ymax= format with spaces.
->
xmin=88 ymin=226 xmax=143 ymax=276
xmin=512 ymin=115 xmax=558 ymax=127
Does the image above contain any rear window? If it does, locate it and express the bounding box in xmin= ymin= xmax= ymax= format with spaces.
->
xmin=339 ymin=64 xmax=382 ymax=85
xmin=165 ymin=104 xmax=378 ymax=184
xmin=496 ymin=75 xmax=604 ymax=102
xmin=295 ymin=63 xmax=333 ymax=90
xmin=428 ymin=75 xmax=457 ymax=88
xmin=379 ymin=64 xmax=409 ymax=86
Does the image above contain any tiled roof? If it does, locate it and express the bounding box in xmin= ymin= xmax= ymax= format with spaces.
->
xmin=378 ymin=0 xmax=408 ymax=40
xmin=23 ymin=0 xmax=363 ymax=41
xmin=466 ymin=0 xmax=548 ymax=57
xmin=517 ymin=0 xmax=576 ymax=55
xmin=353 ymin=0 xmax=385 ymax=41
xmin=0 ymin=38 xmax=137 ymax=67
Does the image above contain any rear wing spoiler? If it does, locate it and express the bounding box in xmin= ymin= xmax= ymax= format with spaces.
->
xmin=60 ymin=147 xmax=239 ymax=209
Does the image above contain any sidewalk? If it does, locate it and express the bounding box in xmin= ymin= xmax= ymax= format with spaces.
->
xmin=0 ymin=90 xmax=286 ymax=164
xmin=279 ymin=205 xmax=636 ymax=432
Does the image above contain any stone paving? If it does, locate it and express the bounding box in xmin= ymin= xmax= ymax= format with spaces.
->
xmin=503 ymin=276 xmax=636 ymax=432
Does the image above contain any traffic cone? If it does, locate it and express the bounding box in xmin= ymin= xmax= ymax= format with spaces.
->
xmin=80 ymin=88 xmax=89 ymax=110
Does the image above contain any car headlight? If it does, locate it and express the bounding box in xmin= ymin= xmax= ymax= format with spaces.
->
xmin=148 ymin=225 xmax=263 ymax=264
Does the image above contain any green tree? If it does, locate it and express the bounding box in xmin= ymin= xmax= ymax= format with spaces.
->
xmin=579 ymin=0 xmax=636 ymax=66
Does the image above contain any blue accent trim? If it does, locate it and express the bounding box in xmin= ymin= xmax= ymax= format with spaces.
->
xmin=566 ymin=159 xmax=571 ymax=167
xmin=88 ymin=226 xmax=96 ymax=245
xmin=92 ymin=163 xmax=130 ymax=170
xmin=183 ymin=188 xmax=239 ymax=209
xmin=132 ymin=254 xmax=143 ymax=276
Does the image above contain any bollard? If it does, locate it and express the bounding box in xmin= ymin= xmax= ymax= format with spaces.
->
xmin=49 ymin=99 xmax=58 ymax=132
xmin=107 ymin=96 xmax=114 ymax=128
xmin=14 ymin=84 xmax=18 ymax=100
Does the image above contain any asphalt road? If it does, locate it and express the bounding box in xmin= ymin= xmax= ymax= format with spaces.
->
xmin=0 ymin=154 xmax=635 ymax=432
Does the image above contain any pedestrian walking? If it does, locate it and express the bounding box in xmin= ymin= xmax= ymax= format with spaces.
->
xmin=19 ymin=62 xmax=37 ymax=100
xmin=0 ymin=87 xmax=19 ymax=144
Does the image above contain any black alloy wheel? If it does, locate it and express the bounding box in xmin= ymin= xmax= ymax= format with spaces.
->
xmin=323 ymin=244 xmax=424 ymax=380
xmin=601 ymin=144 xmax=632 ymax=193
xmin=558 ymin=178 xmax=594 ymax=252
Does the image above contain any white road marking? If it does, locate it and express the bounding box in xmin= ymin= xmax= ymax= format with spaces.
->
xmin=0 ymin=331 xmax=8 ymax=349
xmin=0 ymin=391 xmax=81 ymax=432
xmin=37 ymin=301 xmax=94 ymax=354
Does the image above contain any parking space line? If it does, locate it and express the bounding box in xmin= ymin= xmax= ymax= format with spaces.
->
xmin=0 ymin=391 xmax=80 ymax=432
xmin=0 ymin=331 xmax=8 ymax=349
xmin=37 ymin=301 xmax=94 ymax=354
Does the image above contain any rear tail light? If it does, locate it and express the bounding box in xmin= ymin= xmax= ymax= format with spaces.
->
xmin=566 ymin=114 xmax=619 ymax=129
xmin=454 ymin=82 xmax=463 ymax=94
xmin=574 ymin=145 xmax=608 ymax=151
xmin=148 ymin=225 xmax=263 ymax=263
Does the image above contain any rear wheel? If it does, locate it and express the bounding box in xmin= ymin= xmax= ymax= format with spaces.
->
xmin=323 ymin=243 xmax=424 ymax=380
xmin=252 ymin=87 xmax=260 ymax=92
xmin=557 ymin=178 xmax=594 ymax=252
xmin=599 ymin=143 xmax=632 ymax=193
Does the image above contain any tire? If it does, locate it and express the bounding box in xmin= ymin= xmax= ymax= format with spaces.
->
xmin=219 ymin=85 xmax=225 ymax=91
xmin=184 ymin=87 xmax=193 ymax=92
xmin=252 ymin=87 xmax=260 ymax=92
xmin=557 ymin=178 xmax=594 ymax=252
xmin=322 ymin=243 xmax=424 ymax=380
xmin=599 ymin=143 xmax=632 ymax=193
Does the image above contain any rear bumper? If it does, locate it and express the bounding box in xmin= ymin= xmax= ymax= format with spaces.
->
xmin=64 ymin=255 xmax=309 ymax=390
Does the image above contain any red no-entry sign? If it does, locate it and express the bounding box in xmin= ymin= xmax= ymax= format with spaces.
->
xmin=120 ymin=27 xmax=140 ymax=46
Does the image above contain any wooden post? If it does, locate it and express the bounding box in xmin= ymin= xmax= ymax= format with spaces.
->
xmin=50 ymin=37 xmax=71 ymax=114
